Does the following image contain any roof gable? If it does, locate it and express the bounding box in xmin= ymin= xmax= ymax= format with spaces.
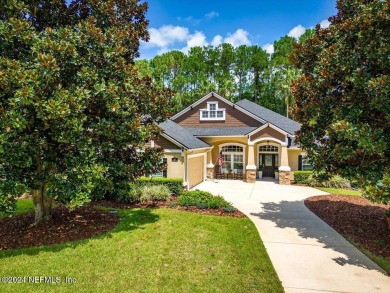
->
xmin=171 ymin=92 xmax=265 ymax=124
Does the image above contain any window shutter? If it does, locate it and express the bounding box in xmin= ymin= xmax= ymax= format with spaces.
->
xmin=298 ymin=155 xmax=302 ymax=171
xmin=163 ymin=158 xmax=167 ymax=178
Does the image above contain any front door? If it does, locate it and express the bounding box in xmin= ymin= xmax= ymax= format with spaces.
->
xmin=259 ymin=154 xmax=278 ymax=177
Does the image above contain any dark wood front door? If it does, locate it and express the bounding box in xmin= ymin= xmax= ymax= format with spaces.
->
xmin=259 ymin=154 xmax=278 ymax=177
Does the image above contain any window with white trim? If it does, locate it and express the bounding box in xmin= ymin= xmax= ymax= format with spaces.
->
xmin=199 ymin=102 xmax=226 ymax=121
xmin=259 ymin=145 xmax=278 ymax=153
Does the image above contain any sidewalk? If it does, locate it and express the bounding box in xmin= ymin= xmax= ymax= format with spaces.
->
xmin=195 ymin=180 xmax=390 ymax=293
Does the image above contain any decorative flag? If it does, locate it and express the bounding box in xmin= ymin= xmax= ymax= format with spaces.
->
xmin=218 ymin=151 xmax=224 ymax=166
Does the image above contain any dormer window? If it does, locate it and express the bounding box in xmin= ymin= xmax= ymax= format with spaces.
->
xmin=200 ymin=102 xmax=226 ymax=121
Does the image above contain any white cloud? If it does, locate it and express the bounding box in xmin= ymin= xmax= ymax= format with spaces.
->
xmin=147 ymin=25 xmax=189 ymax=48
xmin=205 ymin=11 xmax=219 ymax=19
xmin=320 ymin=19 xmax=331 ymax=29
xmin=262 ymin=43 xmax=274 ymax=54
xmin=211 ymin=35 xmax=223 ymax=47
xmin=181 ymin=31 xmax=208 ymax=53
xmin=223 ymin=29 xmax=251 ymax=47
xmin=288 ymin=24 xmax=306 ymax=39
xmin=187 ymin=31 xmax=208 ymax=47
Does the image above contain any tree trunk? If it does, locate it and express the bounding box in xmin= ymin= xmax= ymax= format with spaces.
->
xmin=32 ymin=184 xmax=53 ymax=222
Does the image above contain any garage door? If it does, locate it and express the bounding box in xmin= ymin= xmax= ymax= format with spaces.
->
xmin=188 ymin=155 xmax=204 ymax=189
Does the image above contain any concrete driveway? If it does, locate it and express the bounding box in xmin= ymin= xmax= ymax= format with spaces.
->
xmin=194 ymin=179 xmax=390 ymax=293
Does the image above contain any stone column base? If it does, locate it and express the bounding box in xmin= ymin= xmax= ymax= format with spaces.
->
xmin=246 ymin=170 xmax=256 ymax=183
xmin=206 ymin=167 xmax=215 ymax=179
xmin=279 ymin=170 xmax=291 ymax=185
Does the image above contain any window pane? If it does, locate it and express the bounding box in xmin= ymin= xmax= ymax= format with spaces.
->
xmin=259 ymin=145 xmax=278 ymax=152
xmin=222 ymin=145 xmax=243 ymax=152
xmin=209 ymin=103 xmax=216 ymax=111
xmin=210 ymin=111 xmax=216 ymax=118
xmin=217 ymin=111 xmax=223 ymax=117
xmin=202 ymin=111 xmax=208 ymax=118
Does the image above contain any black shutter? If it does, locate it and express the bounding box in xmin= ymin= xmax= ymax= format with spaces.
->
xmin=163 ymin=158 xmax=167 ymax=178
xmin=298 ymin=155 xmax=302 ymax=171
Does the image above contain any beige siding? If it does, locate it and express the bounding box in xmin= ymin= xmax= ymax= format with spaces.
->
xmin=288 ymin=149 xmax=304 ymax=171
xmin=250 ymin=126 xmax=286 ymax=142
xmin=173 ymin=95 xmax=261 ymax=127
xmin=165 ymin=153 xmax=185 ymax=179
xmin=202 ymin=137 xmax=249 ymax=167
xmin=188 ymin=156 xmax=204 ymax=188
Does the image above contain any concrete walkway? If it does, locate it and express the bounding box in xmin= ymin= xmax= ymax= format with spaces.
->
xmin=194 ymin=179 xmax=390 ymax=293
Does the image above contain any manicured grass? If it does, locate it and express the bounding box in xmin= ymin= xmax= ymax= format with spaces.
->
xmin=0 ymin=208 xmax=283 ymax=293
xmin=16 ymin=198 xmax=35 ymax=214
xmin=316 ymin=187 xmax=361 ymax=196
xmin=353 ymin=242 xmax=390 ymax=274
xmin=0 ymin=198 xmax=34 ymax=219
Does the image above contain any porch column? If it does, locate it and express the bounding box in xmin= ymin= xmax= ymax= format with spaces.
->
xmin=279 ymin=145 xmax=291 ymax=185
xmin=246 ymin=143 xmax=256 ymax=183
xmin=206 ymin=150 xmax=215 ymax=180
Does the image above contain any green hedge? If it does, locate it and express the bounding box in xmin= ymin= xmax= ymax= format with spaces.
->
xmin=293 ymin=171 xmax=313 ymax=184
xmin=178 ymin=190 xmax=234 ymax=211
xmin=135 ymin=177 xmax=183 ymax=196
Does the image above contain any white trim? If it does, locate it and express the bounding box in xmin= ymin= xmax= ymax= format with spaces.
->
xmin=248 ymin=123 xmax=288 ymax=138
xmin=218 ymin=143 xmax=246 ymax=173
xmin=171 ymin=92 xmax=266 ymax=124
xmin=256 ymin=142 xmax=281 ymax=169
xmin=150 ymin=140 xmax=155 ymax=148
xmin=246 ymin=165 xmax=257 ymax=170
xmin=207 ymin=163 xmax=215 ymax=168
xmin=199 ymin=101 xmax=226 ymax=121
xmin=279 ymin=166 xmax=291 ymax=172
xmin=250 ymin=137 xmax=287 ymax=147
xmin=164 ymin=149 xmax=182 ymax=154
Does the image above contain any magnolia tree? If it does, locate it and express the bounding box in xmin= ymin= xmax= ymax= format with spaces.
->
xmin=292 ymin=0 xmax=390 ymax=204
xmin=0 ymin=0 xmax=172 ymax=222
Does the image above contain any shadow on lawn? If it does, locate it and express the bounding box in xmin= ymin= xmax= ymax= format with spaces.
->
xmin=250 ymin=200 xmax=387 ymax=275
xmin=0 ymin=208 xmax=160 ymax=259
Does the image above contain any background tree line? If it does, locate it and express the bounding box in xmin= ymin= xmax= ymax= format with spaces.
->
xmin=136 ymin=30 xmax=314 ymax=117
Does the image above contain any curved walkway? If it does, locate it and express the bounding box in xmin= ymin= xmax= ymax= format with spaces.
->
xmin=194 ymin=179 xmax=390 ymax=293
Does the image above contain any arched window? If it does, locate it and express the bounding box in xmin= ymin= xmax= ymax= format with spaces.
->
xmin=219 ymin=144 xmax=245 ymax=173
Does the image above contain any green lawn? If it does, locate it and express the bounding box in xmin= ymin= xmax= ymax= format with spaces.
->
xmin=0 ymin=207 xmax=283 ymax=293
xmin=316 ymin=187 xmax=362 ymax=196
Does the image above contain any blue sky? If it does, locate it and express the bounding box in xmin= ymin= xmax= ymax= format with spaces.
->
xmin=140 ymin=0 xmax=337 ymax=59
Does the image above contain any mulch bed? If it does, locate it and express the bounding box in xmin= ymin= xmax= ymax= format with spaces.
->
xmin=0 ymin=205 xmax=119 ymax=251
xmin=305 ymin=194 xmax=390 ymax=258
xmin=0 ymin=197 xmax=245 ymax=251
xmin=90 ymin=196 xmax=246 ymax=218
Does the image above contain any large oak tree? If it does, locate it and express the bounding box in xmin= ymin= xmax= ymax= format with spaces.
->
xmin=0 ymin=0 xmax=172 ymax=222
xmin=292 ymin=0 xmax=390 ymax=204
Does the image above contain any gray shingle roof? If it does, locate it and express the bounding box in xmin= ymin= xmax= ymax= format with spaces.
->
xmin=159 ymin=120 xmax=210 ymax=150
xmin=185 ymin=127 xmax=257 ymax=136
xmin=235 ymin=99 xmax=301 ymax=135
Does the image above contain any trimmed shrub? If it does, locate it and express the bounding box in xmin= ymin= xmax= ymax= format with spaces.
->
xmin=178 ymin=190 xmax=214 ymax=206
xmin=293 ymin=171 xmax=313 ymax=184
xmin=116 ymin=185 xmax=141 ymax=203
xmin=178 ymin=190 xmax=233 ymax=210
xmin=309 ymin=175 xmax=351 ymax=189
xmin=139 ymin=185 xmax=171 ymax=202
xmin=136 ymin=177 xmax=183 ymax=196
